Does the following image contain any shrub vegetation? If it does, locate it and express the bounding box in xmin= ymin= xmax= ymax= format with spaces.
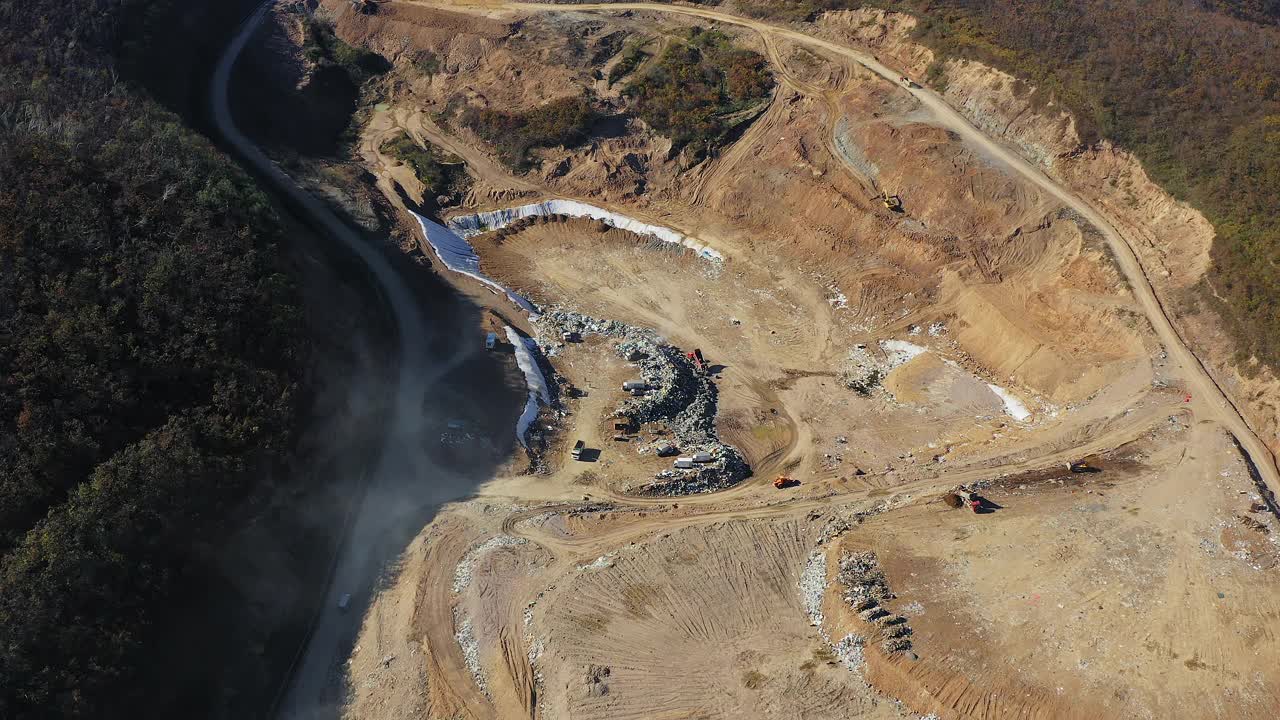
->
xmin=608 ymin=43 xmax=652 ymax=85
xmin=623 ymin=28 xmax=774 ymax=157
xmin=458 ymin=95 xmax=599 ymax=169
xmin=381 ymin=133 xmax=471 ymax=197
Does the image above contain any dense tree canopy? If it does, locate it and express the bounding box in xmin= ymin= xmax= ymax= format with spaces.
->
xmin=0 ymin=0 xmax=302 ymax=716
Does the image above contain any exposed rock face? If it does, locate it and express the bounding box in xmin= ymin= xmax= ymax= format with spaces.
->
xmin=926 ymin=43 xmax=1278 ymax=456
xmin=814 ymin=9 xmax=934 ymax=78
xmin=936 ymin=59 xmax=1213 ymax=291
xmin=813 ymin=6 xmax=1275 ymax=455
xmin=938 ymin=60 xmax=1080 ymax=168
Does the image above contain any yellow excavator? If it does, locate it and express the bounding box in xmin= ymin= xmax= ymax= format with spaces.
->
xmin=880 ymin=190 xmax=903 ymax=212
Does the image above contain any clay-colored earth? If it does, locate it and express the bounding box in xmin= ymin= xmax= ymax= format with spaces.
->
xmin=257 ymin=2 xmax=1280 ymax=719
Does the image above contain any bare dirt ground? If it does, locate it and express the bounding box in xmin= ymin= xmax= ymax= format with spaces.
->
xmin=264 ymin=1 xmax=1280 ymax=718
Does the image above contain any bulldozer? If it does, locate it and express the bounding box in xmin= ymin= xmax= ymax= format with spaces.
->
xmin=774 ymin=476 xmax=798 ymax=489
xmin=880 ymin=191 xmax=903 ymax=212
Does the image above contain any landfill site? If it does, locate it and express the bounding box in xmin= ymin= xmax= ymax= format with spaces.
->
xmin=271 ymin=1 xmax=1280 ymax=718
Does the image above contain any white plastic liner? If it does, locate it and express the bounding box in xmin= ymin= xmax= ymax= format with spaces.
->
xmin=506 ymin=326 xmax=551 ymax=447
xmin=409 ymin=210 xmax=539 ymax=315
xmin=986 ymin=383 xmax=1032 ymax=421
xmin=446 ymin=199 xmax=724 ymax=261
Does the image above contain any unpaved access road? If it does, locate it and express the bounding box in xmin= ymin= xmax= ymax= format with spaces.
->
xmin=441 ymin=0 xmax=1280 ymax=500
xmin=214 ymin=4 xmax=508 ymax=718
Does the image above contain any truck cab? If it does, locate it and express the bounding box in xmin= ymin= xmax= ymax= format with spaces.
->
xmin=572 ymin=440 xmax=586 ymax=460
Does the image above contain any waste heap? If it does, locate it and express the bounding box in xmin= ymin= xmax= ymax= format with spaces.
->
xmin=536 ymin=310 xmax=749 ymax=494
xmin=838 ymin=552 xmax=914 ymax=653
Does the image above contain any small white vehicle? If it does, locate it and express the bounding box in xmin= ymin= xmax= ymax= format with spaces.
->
xmin=338 ymin=593 xmax=352 ymax=612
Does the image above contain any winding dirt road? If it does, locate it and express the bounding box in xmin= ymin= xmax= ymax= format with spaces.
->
xmin=468 ymin=0 xmax=1278 ymax=497
xmin=214 ymin=5 xmax=498 ymax=718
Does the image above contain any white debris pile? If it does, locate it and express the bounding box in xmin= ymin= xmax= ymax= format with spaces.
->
xmin=577 ymin=553 xmax=617 ymax=572
xmin=799 ymin=550 xmax=829 ymax=627
xmin=881 ymin=339 xmax=927 ymax=366
xmin=841 ymin=339 xmax=927 ymax=395
xmin=537 ymin=310 xmax=749 ymax=495
xmin=453 ymin=534 xmax=528 ymax=593
xmin=446 ymin=198 xmax=724 ymax=261
xmin=798 ymin=548 xmax=872 ymax=675
xmin=453 ymin=612 xmax=488 ymax=696
xmin=986 ymin=382 xmax=1032 ymax=422
xmin=614 ymin=336 xmax=749 ymax=494
xmin=832 ymin=633 xmax=866 ymax=672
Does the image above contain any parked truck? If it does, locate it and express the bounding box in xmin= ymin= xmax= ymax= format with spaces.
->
xmin=572 ymin=440 xmax=585 ymax=460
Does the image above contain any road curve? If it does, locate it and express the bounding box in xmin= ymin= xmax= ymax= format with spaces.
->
xmin=212 ymin=4 xmax=478 ymax=718
xmin=481 ymin=0 xmax=1278 ymax=495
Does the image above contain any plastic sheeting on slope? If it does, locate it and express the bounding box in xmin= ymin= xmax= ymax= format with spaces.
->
xmin=506 ymin=326 xmax=551 ymax=447
xmin=409 ymin=210 xmax=539 ymax=316
xmin=446 ymin=198 xmax=724 ymax=261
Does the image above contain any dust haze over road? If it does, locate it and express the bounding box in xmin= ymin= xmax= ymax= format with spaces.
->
xmin=213 ymin=4 xmax=520 ymax=717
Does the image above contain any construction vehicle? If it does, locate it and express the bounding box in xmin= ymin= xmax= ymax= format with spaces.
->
xmin=774 ymin=476 xmax=798 ymax=489
xmin=1067 ymin=461 xmax=1098 ymax=473
xmin=943 ymin=489 xmax=985 ymax=513
xmin=900 ymin=76 xmax=918 ymax=89
xmin=881 ymin=191 xmax=903 ymax=212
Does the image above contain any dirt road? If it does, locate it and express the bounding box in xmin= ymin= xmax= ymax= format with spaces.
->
xmin=213 ymin=5 xmax=520 ymax=718
xmin=441 ymin=0 xmax=1277 ymax=501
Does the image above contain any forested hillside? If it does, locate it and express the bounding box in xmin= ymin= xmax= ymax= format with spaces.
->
xmin=860 ymin=0 xmax=1280 ymax=366
xmin=0 ymin=0 xmax=302 ymax=716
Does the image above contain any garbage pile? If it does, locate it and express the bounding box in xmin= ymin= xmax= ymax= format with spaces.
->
xmin=535 ymin=309 xmax=651 ymax=346
xmin=535 ymin=309 xmax=749 ymax=495
xmin=838 ymin=552 xmax=914 ymax=653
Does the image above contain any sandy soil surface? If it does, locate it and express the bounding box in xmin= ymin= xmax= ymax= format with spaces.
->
xmin=251 ymin=2 xmax=1280 ymax=718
